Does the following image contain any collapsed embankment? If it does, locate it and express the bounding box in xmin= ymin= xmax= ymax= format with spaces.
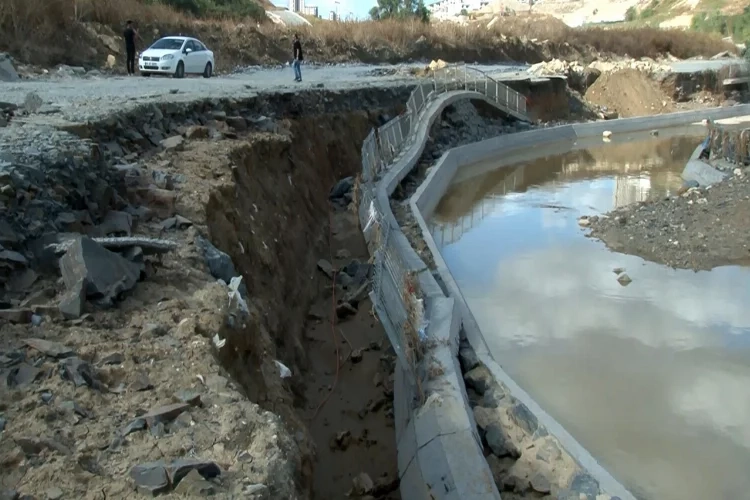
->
xmin=0 ymin=87 xmax=410 ymax=498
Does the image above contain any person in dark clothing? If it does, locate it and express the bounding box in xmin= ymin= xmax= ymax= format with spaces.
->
xmin=123 ymin=20 xmax=140 ymax=76
xmin=292 ymin=33 xmax=303 ymax=82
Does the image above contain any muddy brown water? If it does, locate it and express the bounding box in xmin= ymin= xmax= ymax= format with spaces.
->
xmin=431 ymin=128 xmax=750 ymax=500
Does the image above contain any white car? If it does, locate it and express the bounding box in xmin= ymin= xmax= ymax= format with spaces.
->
xmin=138 ymin=36 xmax=215 ymax=78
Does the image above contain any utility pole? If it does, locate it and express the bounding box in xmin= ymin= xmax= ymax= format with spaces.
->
xmin=335 ymin=0 xmax=339 ymax=20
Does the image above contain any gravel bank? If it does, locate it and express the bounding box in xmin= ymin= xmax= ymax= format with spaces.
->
xmin=585 ymin=164 xmax=750 ymax=271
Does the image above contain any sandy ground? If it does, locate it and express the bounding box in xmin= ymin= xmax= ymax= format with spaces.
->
xmin=586 ymin=165 xmax=750 ymax=271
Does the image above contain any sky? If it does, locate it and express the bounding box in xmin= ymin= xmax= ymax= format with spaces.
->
xmin=272 ymin=0 xmax=377 ymax=20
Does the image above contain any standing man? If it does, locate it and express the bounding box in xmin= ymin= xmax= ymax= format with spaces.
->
xmin=292 ymin=33 xmax=303 ymax=82
xmin=123 ymin=20 xmax=140 ymax=76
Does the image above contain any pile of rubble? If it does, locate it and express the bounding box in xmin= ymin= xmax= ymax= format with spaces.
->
xmin=529 ymin=57 xmax=674 ymax=91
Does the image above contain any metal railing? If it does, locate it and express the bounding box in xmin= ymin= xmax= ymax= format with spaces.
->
xmin=360 ymin=64 xmax=528 ymax=376
xmin=707 ymin=124 xmax=750 ymax=165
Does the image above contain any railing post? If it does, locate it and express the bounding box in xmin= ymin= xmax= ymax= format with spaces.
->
xmin=464 ymin=64 xmax=467 ymax=91
xmin=506 ymin=85 xmax=509 ymax=105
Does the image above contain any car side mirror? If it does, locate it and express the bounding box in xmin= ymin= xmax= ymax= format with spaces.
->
xmin=184 ymin=48 xmax=192 ymax=54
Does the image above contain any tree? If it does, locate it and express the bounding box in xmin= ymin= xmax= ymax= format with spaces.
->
xmin=369 ymin=0 xmax=430 ymax=22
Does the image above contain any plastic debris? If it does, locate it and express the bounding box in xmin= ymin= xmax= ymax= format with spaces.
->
xmin=212 ymin=334 xmax=226 ymax=349
xmin=274 ymin=360 xmax=292 ymax=378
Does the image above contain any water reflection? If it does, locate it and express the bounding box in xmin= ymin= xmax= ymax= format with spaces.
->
xmin=432 ymin=132 xmax=750 ymax=500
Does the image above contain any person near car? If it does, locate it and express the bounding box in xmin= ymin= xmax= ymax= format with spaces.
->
xmin=123 ymin=20 xmax=141 ymax=76
xmin=292 ymin=33 xmax=303 ymax=82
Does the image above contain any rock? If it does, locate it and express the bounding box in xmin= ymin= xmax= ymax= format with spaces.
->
xmin=578 ymin=216 xmax=591 ymax=227
xmin=173 ymin=469 xmax=216 ymax=495
xmin=225 ymin=116 xmax=247 ymax=131
xmin=174 ymin=390 xmax=202 ymax=407
xmin=140 ymin=186 xmax=176 ymax=218
xmin=100 ymin=352 xmax=124 ymax=365
xmin=196 ymin=236 xmax=246 ymax=296
xmin=59 ymin=400 xmax=93 ymax=419
xmin=617 ymin=273 xmax=632 ymax=286
xmin=582 ymin=67 xmax=601 ymax=88
xmin=458 ymin=344 xmax=480 ymax=372
xmin=121 ymin=417 xmax=147 ymax=437
xmin=130 ymin=372 xmax=154 ymax=392
xmin=142 ymin=402 xmax=190 ymax=427
xmin=167 ymin=458 xmax=221 ymax=485
xmin=59 ymin=236 xmax=141 ymax=305
xmin=7 ymin=363 xmax=40 ymax=387
xmin=331 ymin=430 xmax=352 ymax=450
xmin=0 ymin=417 xmax=6 ymax=433
xmin=351 ymin=472 xmax=374 ymax=495
xmin=130 ymin=462 xmax=170 ymax=495
xmin=602 ymin=130 xmax=612 ymax=138
xmin=530 ymin=472 xmax=551 ymax=493
xmin=317 ymin=259 xmax=335 ymax=279
xmin=330 ymin=176 xmax=354 ymax=199
xmin=483 ymin=387 xmax=506 ymax=408
xmin=464 ymin=365 xmax=492 ymax=394
xmin=336 ymin=301 xmax=357 ymax=319
xmin=569 ymin=472 xmax=600 ymax=497
xmin=60 ymin=356 xmax=106 ymax=390
xmin=0 ymin=309 xmax=32 ymax=324
xmin=7 ymin=268 xmax=38 ymax=292
xmin=160 ymin=135 xmax=184 ymax=150
xmin=485 ymin=423 xmax=512 ymax=457
xmin=350 ymin=349 xmax=363 ymax=363
xmin=160 ymin=215 xmax=192 ymax=230
xmin=15 ymin=436 xmax=72 ymax=456
xmin=0 ymin=489 xmax=17 ymax=500
xmin=98 ymin=210 xmax=132 ymax=236
xmin=23 ymin=92 xmax=43 ymax=114
xmin=106 ymin=54 xmax=116 ymax=68
xmin=509 ymin=403 xmax=538 ymax=435
xmin=0 ymin=53 xmax=19 ymax=82
xmin=58 ymin=279 xmax=86 ymax=319
xmin=22 ymin=338 xmax=74 ymax=358
xmin=0 ymin=249 xmax=27 ymax=266
xmin=185 ymin=125 xmax=209 ymax=139
xmin=142 ymin=323 xmax=167 ymax=337
xmin=45 ymin=486 xmax=63 ymax=500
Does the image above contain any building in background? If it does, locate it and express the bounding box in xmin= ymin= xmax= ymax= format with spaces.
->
xmin=329 ymin=10 xmax=337 ymax=20
xmin=288 ymin=0 xmax=304 ymax=13
xmin=428 ymin=0 xmax=491 ymax=19
xmin=302 ymin=5 xmax=318 ymax=16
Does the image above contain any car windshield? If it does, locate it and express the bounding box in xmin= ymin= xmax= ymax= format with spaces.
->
xmin=149 ymin=38 xmax=184 ymax=50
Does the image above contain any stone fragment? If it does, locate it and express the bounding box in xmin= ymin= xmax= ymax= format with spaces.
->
xmin=142 ymin=323 xmax=167 ymax=337
xmin=464 ymin=365 xmax=492 ymax=394
xmin=15 ymin=436 xmax=72 ymax=456
xmin=160 ymin=135 xmax=184 ymax=150
xmin=225 ymin=116 xmax=247 ymax=131
xmin=0 ymin=53 xmax=19 ymax=82
xmin=617 ymin=273 xmax=632 ymax=286
xmin=100 ymin=352 xmax=124 ymax=365
xmin=98 ymin=210 xmax=133 ymax=236
xmin=130 ymin=372 xmax=154 ymax=392
xmin=130 ymin=462 xmax=170 ymax=495
xmin=142 ymin=403 xmax=190 ymax=427
xmin=167 ymin=458 xmax=221 ymax=485
xmin=23 ymin=338 xmax=73 ymax=358
xmin=350 ymin=472 xmax=374 ymax=496
xmin=173 ymin=390 xmax=202 ymax=407
xmin=0 ymin=309 xmax=32 ymax=324
xmin=7 ymin=363 xmax=40 ymax=387
xmin=59 ymin=237 xmax=141 ymax=304
xmin=485 ymin=423 xmax=512 ymax=457
xmin=59 ymin=356 xmax=106 ymax=390
xmin=45 ymin=487 xmax=63 ymax=500
xmin=330 ymin=176 xmax=354 ymax=199
xmin=509 ymin=403 xmax=538 ymax=435
xmin=59 ymin=400 xmax=92 ymax=419
xmin=317 ymin=259 xmax=335 ymax=279
xmin=59 ymin=279 xmax=86 ymax=319
xmin=121 ymin=417 xmax=147 ymax=437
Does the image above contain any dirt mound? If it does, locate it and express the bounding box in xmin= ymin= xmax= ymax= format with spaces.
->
xmin=585 ymin=69 xmax=675 ymax=118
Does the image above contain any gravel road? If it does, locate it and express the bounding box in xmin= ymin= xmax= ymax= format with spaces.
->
xmin=0 ymin=63 xmax=529 ymax=125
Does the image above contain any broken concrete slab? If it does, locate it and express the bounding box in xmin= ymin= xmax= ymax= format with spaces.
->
xmin=59 ymin=236 xmax=141 ymax=304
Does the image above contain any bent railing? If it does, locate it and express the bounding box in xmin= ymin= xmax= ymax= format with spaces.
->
xmin=359 ymin=64 xmax=528 ymax=377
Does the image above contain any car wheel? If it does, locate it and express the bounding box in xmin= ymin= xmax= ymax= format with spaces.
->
xmin=173 ymin=61 xmax=185 ymax=79
xmin=141 ymin=72 xmax=151 ymax=77
xmin=203 ymin=62 xmax=212 ymax=79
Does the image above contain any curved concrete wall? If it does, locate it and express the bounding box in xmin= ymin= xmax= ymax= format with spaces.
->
xmin=408 ymin=103 xmax=750 ymax=499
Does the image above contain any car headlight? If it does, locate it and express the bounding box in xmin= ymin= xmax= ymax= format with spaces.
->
xmin=161 ymin=54 xmax=174 ymax=60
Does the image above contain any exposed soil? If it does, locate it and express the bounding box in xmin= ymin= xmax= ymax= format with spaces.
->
xmin=0 ymin=97 xmax=400 ymax=498
xmin=585 ymin=69 xmax=678 ymax=117
xmin=586 ymin=164 xmax=750 ymax=271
